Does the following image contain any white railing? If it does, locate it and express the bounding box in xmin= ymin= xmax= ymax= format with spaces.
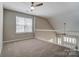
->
xmin=36 ymin=29 xmax=79 ymax=51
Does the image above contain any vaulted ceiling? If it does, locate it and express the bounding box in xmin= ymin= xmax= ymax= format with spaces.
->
xmin=2 ymin=2 xmax=79 ymax=31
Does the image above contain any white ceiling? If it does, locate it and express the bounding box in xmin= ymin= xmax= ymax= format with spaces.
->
xmin=2 ymin=2 xmax=79 ymax=31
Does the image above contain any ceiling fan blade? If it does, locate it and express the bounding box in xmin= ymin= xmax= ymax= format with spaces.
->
xmin=35 ymin=3 xmax=43 ymax=7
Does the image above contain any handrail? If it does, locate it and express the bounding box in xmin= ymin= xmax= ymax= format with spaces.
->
xmin=36 ymin=29 xmax=79 ymax=32
xmin=36 ymin=29 xmax=59 ymax=32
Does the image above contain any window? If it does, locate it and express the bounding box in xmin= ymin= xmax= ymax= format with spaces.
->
xmin=16 ymin=16 xmax=32 ymax=33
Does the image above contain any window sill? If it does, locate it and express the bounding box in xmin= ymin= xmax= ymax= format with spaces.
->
xmin=16 ymin=32 xmax=33 ymax=34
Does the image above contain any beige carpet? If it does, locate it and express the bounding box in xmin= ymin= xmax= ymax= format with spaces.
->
xmin=1 ymin=39 xmax=73 ymax=57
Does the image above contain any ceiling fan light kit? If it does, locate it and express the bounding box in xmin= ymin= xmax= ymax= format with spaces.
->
xmin=30 ymin=6 xmax=35 ymax=11
xmin=30 ymin=2 xmax=43 ymax=11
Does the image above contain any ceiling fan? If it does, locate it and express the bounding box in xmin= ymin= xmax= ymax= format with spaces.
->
xmin=30 ymin=2 xmax=43 ymax=11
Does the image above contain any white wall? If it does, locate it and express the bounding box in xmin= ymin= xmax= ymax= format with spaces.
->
xmin=0 ymin=3 xmax=3 ymax=55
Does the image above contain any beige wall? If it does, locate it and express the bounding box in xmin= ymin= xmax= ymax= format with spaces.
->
xmin=3 ymin=9 xmax=56 ymax=42
xmin=3 ymin=9 xmax=34 ymax=41
xmin=0 ymin=3 xmax=3 ymax=55
xmin=35 ymin=17 xmax=56 ymax=42
xmin=35 ymin=17 xmax=52 ymax=29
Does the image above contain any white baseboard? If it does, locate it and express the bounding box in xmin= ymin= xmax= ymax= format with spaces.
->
xmin=3 ymin=38 xmax=34 ymax=43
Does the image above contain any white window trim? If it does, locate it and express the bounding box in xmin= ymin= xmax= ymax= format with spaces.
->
xmin=16 ymin=16 xmax=33 ymax=33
